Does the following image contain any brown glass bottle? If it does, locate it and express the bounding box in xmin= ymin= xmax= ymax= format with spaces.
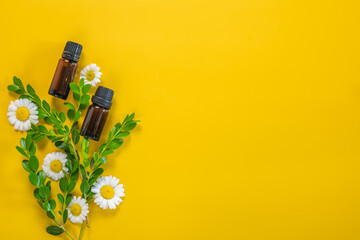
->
xmin=49 ymin=41 xmax=82 ymax=100
xmin=80 ymin=86 xmax=114 ymax=141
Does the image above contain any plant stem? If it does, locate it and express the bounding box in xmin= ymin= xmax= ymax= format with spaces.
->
xmin=50 ymin=210 xmax=76 ymax=240
xmin=98 ymin=124 xmax=125 ymax=158
xmin=62 ymin=228 xmax=77 ymax=240
xmin=78 ymin=222 xmax=85 ymax=240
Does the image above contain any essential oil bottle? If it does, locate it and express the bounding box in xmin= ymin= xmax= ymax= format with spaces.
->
xmin=80 ymin=86 xmax=114 ymax=141
xmin=49 ymin=41 xmax=82 ymax=100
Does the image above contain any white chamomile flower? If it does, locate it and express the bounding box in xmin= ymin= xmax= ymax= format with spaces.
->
xmin=67 ymin=196 xmax=89 ymax=224
xmin=91 ymin=175 xmax=125 ymax=210
xmin=42 ymin=152 xmax=68 ymax=181
xmin=80 ymin=63 xmax=102 ymax=87
xmin=7 ymin=99 xmax=38 ymax=131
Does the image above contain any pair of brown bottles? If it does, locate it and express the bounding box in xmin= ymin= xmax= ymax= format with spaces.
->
xmin=48 ymin=41 xmax=114 ymax=141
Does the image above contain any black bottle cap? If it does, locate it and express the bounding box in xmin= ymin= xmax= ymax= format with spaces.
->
xmin=92 ymin=86 xmax=114 ymax=109
xmin=62 ymin=41 xmax=82 ymax=62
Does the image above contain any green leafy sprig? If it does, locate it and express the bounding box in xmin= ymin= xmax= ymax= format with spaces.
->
xmin=9 ymin=76 xmax=139 ymax=239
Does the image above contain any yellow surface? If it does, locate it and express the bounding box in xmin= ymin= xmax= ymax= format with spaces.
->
xmin=0 ymin=0 xmax=359 ymax=239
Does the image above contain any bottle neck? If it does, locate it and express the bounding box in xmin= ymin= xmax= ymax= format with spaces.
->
xmin=92 ymin=102 xmax=110 ymax=110
xmin=61 ymin=57 xmax=77 ymax=63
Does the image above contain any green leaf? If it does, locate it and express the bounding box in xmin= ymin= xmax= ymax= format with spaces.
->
xmin=91 ymin=168 xmax=104 ymax=178
xmin=29 ymin=173 xmax=40 ymax=186
xmin=69 ymin=82 xmax=80 ymax=93
xmin=42 ymin=202 xmax=51 ymax=211
xmin=113 ymin=123 xmax=122 ymax=132
xmin=116 ymin=131 xmax=130 ymax=138
xmin=26 ymin=84 xmax=35 ymax=94
xmin=46 ymin=180 xmax=52 ymax=191
xmin=7 ymin=84 xmax=20 ymax=92
xmin=38 ymin=170 xmax=47 ymax=185
xmin=108 ymin=139 xmax=123 ymax=149
xmin=20 ymin=138 xmax=27 ymax=149
xmin=42 ymin=100 xmax=51 ymax=113
xmin=66 ymin=194 xmax=72 ymax=205
xmin=22 ymin=160 xmax=32 ymax=172
xmin=70 ymin=169 xmax=79 ymax=182
xmin=81 ymin=138 xmax=90 ymax=167
xmin=55 ymin=141 xmax=68 ymax=150
xmin=38 ymin=125 xmax=48 ymax=133
xmin=39 ymin=185 xmax=50 ymax=199
xmin=46 ymin=226 xmax=64 ymax=236
xmin=19 ymin=94 xmax=32 ymax=100
xmin=79 ymin=78 xmax=85 ymax=87
xmin=67 ymin=180 xmax=76 ymax=192
xmin=74 ymin=111 xmax=81 ymax=121
xmin=51 ymin=108 xmax=59 ymax=118
xmin=82 ymin=84 xmax=91 ymax=94
xmin=71 ymin=160 xmax=79 ymax=174
xmin=80 ymin=181 xmax=90 ymax=195
xmin=123 ymin=122 xmax=137 ymax=131
xmin=98 ymin=157 xmax=106 ymax=165
xmin=59 ymin=112 xmax=66 ymax=123
xmin=25 ymin=134 xmax=32 ymax=149
xmin=34 ymin=188 xmax=42 ymax=200
xmin=67 ymin=109 xmax=75 ymax=120
xmin=36 ymin=135 xmax=46 ymax=142
xmin=13 ymin=76 xmax=23 ymax=87
xmin=73 ymin=92 xmax=80 ymax=101
xmin=63 ymin=209 xmax=68 ymax=224
xmin=50 ymin=199 xmax=56 ymax=210
xmin=29 ymin=142 xmax=36 ymax=155
xmin=80 ymin=94 xmax=90 ymax=104
xmin=124 ymin=113 xmax=135 ymax=122
xmin=79 ymin=165 xmax=87 ymax=180
xmin=16 ymin=146 xmax=28 ymax=157
xmin=59 ymin=178 xmax=68 ymax=193
xmin=81 ymin=137 xmax=89 ymax=150
xmin=99 ymin=144 xmax=106 ymax=154
xmin=44 ymin=116 xmax=53 ymax=124
xmin=88 ymin=177 xmax=97 ymax=186
xmin=29 ymin=155 xmax=39 ymax=172
xmin=78 ymin=103 xmax=89 ymax=111
xmin=15 ymin=89 xmax=26 ymax=94
xmin=102 ymin=149 xmax=114 ymax=156
xmin=107 ymin=130 xmax=112 ymax=142
xmin=72 ymin=129 xmax=80 ymax=144
xmin=64 ymin=102 xmax=75 ymax=110
xmin=57 ymin=193 xmax=64 ymax=204
xmin=46 ymin=211 xmax=55 ymax=220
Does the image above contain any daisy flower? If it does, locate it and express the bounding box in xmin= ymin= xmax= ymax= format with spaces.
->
xmin=91 ymin=176 xmax=125 ymax=210
xmin=7 ymin=99 xmax=38 ymax=131
xmin=42 ymin=152 xmax=68 ymax=181
xmin=80 ymin=63 xmax=102 ymax=87
xmin=67 ymin=196 xmax=89 ymax=224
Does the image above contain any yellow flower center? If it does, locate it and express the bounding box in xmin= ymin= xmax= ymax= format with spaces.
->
xmin=86 ymin=70 xmax=95 ymax=81
xmin=50 ymin=160 xmax=62 ymax=173
xmin=70 ymin=204 xmax=82 ymax=216
xmin=100 ymin=185 xmax=115 ymax=199
xmin=16 ymin=107 xmax=30 ymax=121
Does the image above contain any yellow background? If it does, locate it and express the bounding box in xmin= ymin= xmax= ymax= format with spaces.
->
xmin=0 ymin=0 xmax=359 ymax=239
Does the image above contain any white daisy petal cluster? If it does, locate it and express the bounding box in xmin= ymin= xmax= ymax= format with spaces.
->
xmin=7 ymin=99 xmax=38 ymax=131
xmin=91 ymin=176 xmax=125 ymax=210
xmin=80 ymin=63 xmax=102 ymax=87
xmin=42 ymin=152 xmax=68 ymax=181
xmin=67 ymin=196 xmax=89 ymax=224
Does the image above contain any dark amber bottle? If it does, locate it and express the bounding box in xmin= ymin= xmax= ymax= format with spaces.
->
xmin=49 ymin=41 xmax=82 ymax=100
xmin=80 ymin=86 xmax=114 ymax=141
